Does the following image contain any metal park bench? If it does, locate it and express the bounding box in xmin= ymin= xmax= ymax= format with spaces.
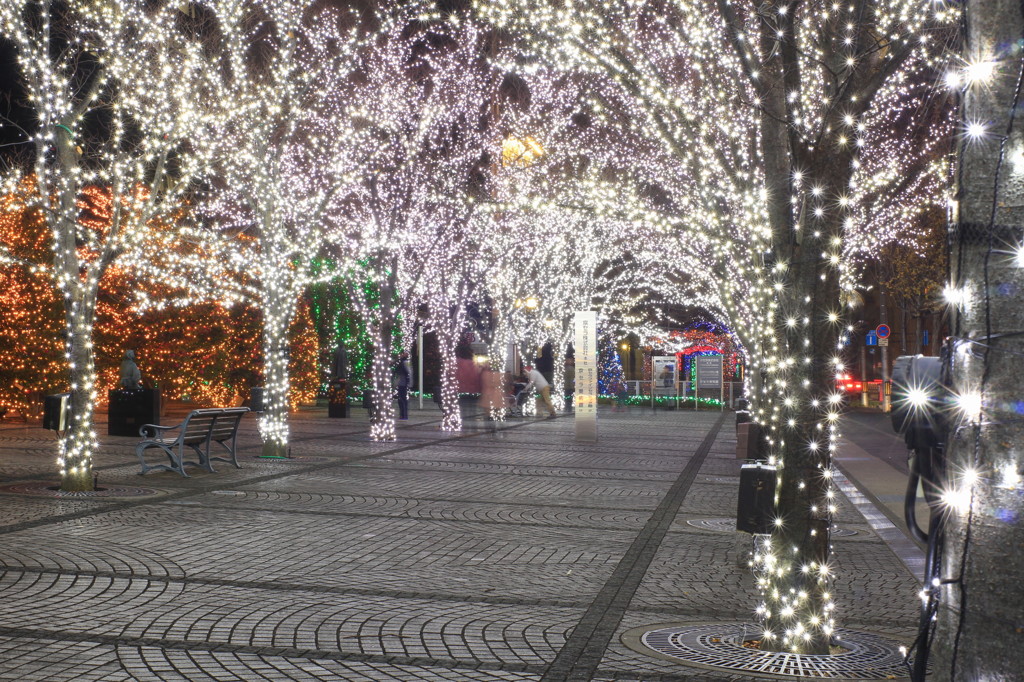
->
xmin=136 ymin=407 xmax=249 ymax=477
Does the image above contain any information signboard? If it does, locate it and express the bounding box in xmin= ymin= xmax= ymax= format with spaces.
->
xmin=574 ymin=310 xmax=597 ymax=442
xmin=696 ymin=356 xmax=723 ymax=389
xmin=652 ymin=356 xmax=678 ymax=396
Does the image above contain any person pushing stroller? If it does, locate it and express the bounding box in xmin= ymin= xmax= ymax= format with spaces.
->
xmin=506 ymin=374 xmax=529 ymax=417
xmin=523 ymin=364 xmax=557 ymax=419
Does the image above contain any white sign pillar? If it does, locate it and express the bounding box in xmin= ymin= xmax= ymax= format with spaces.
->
xmin=574 ymin=310 xmax=597 ymax=442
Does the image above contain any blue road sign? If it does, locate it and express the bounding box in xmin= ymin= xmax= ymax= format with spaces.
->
xmin=922 ymin=330 xmax=930 ymax=346
xmin=866 ymin=331 xmax=878 ymax=346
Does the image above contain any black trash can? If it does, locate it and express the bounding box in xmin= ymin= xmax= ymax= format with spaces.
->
xmin=735 ymin=399 xmax=751 ymax=428
xmin=43 ymin=393 xmax=71 ymax=431
xmin=250 ymin=387 xmax=265 ymax=413
xmin=328 ymin=380 xmax=349 ymax=418
xmin=108 ymin=388 xmax=160 ymax=437
xmin=736 ymin=461 xmax=776 ymax=534
xmin=362 ymin=389 xmax=376 ymax=418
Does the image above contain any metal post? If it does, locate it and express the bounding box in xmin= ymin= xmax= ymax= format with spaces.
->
xmin=417 ymin=324 xmax=424 ymax=410
xmin=860 ymin=344 xmax=869 ymax=407
xmin=880 ymin=287 xmax=891 ymax=412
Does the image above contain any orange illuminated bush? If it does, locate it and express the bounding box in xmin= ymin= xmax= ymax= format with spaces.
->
xmin=1 ymin=181 xmax=319 ymax=414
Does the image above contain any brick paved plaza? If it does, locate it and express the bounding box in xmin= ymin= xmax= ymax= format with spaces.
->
xmin=0 ymin=406 xmax=922 ymax=681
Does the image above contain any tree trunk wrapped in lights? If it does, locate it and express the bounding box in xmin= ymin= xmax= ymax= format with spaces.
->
xmin=435 ymin=326 xmax=464 ymax=431
xmin=476 ymin=0 xmax=956 ymax=654
xmin=549 ymin=334 xmax=570 ymax=411
xmin=257 ymin=277 xmax=300 ymax=457
xmin=352 ymin=265 xmax=400 ymax=442
xmin=0 ymin=1 xmax=233 ymax=491
xmin=368 ymin=337 xmax=398 ymax=442
xmin=151 ymin=0 xmax=376 ymax=455
xmin=328 ymin=17 xmax=510 ymax=439
xmin=930 ymin=1 xmax=1024 ymax=677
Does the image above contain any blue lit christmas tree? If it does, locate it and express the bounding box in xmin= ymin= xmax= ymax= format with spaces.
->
xmin=598 ymin=335 xmax=626 ymax=397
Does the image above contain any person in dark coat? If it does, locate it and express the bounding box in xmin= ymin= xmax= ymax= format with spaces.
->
xmin=393 ymin=352 xmax=412 ymax=420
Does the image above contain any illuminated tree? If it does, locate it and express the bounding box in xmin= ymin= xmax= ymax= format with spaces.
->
xmin=477 ymin=0 xmax=957 ymax=654
xmin=330 ymin=16 xmax=504 ymax=441
xmin=597 ymin=333 xmax=626 ymax=397
xmin=402 ymin=200 xmax=486 ymax=431
xmin=877 ymin=209 xmax=946 ymax=354
xmin=0 ymin=180 xmax=284 ymax=416
xmin=0 ymin=1 xmax=229 ymax=490
xmin=0 ymin=180 xmax=64 ymax=414
xmin=149 ymin=0 xmax=370 ymax=457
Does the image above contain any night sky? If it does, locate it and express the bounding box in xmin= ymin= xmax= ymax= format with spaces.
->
xmin=0 ymin=40 xmax=32 ymax=155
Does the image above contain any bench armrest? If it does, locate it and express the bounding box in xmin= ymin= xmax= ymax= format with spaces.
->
xmin=138 ymin=422 xmax=179 ymax=438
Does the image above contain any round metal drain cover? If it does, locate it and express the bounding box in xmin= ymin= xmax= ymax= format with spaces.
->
xmin=636 ymin=623 xmax=909 ymax=679
xmin=687 ymin=518 xmax=857 ymax=536
xmin=0 ymin=481 xmax=161 ymax=498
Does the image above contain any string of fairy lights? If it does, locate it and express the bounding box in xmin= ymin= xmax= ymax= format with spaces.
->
xmin=0 ymin=1 xmax=230 ymax=490
xmin=1 ymin=1 xmax=964 ymax=651
xmin=475 ymin=0 xmax=959 ymax=655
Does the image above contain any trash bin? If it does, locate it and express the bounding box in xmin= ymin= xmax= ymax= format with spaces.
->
xmin=736 ymin=461 xmax=776 ymax=534
xmin=736 ymin=421 xmax=760 ymax=459
xmin=108 ymin=388 xmax=160 ymax=436
xmin=43 ymin=393 xmax=71 ymax=431
xmin=362 ymin=389 xmax=376 ymax=418
xmin=250 ymin=387 xmax=265 ymax=413
xmin=328 ymin=380 xmax=348 ymax=418
xmin=735 ymin=398 xmax=751 ymax=429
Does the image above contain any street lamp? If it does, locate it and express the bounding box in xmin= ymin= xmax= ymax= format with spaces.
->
xmin=502 ymin=135 xmax=545 ymax=166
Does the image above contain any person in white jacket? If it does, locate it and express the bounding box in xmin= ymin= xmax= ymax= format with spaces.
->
xmin=523 ymin=364 xmax=557 ymax=418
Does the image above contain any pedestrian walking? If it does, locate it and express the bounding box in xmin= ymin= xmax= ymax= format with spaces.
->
xmin=393 ymin=352 xmax=412 ymax=420
xmin=523 ymin=363 xmax=557 ymax=418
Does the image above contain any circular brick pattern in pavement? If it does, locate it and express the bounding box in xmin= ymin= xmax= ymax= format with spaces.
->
xmin=700 ymin=475 xmax=739 ymax=484
xmin=0 ymin=480 xmax=161 ymax=498
xmin=628 ymin=623 xmax=909 ymax=679
xmin=249 ymin=455 xmax=329 ymax=463
xmin=686 ymin=518 xmax=858 ymax=536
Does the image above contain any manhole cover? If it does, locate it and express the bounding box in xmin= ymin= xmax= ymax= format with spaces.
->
xmin=0 ymin=481 xmax=161 ymax=498
xmin=686 ymin=518 xmax=857 ymax=536
xmin=633 ymin=623 xmax=910 ymax=679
